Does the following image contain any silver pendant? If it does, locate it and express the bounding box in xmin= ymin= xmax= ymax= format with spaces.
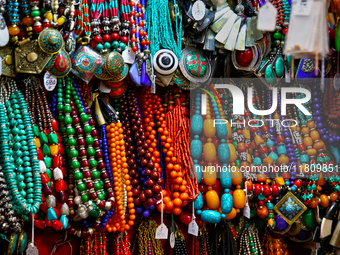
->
xmin=224 ymin=17 xmax=242 ymax=51
xmin=245 ymin=18 xmax=255 ymax=47
xmin=203 ymin=29 xmax=216 ymax=51
xmin=210 ymin=10 xmax=232 ymax=33
xmin=65 ymin=32 xmax=76 ymax=55
xmin=235 ymin=20 xmax=246 ymax=51
xmin=0 ymin=14 xmax=9 ymax=47
xmin=215 ymin=13 xmax=237 ymax=44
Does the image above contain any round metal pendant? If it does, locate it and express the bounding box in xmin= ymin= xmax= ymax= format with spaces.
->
xmin=49 ymin=49 xmax=71 ymax=77
xmin=153 ymin=49 xmax=178 ymax=75
xmin=105 ymin=51 xmax=124 ymax=76
xmin=109 ymin=82 xmax=127 ymax=98
xmin=110 ymin=64 xmax=129 ymax=82
xmin=179 ymin=47 xmax=211 ymax=83
xmin=38 ymin=28 xmax=63 ymax=54
xmin=95 ymin=57 xmax=112 ymax=80
xmin=173 ymin=68 xmax=190 ymax=86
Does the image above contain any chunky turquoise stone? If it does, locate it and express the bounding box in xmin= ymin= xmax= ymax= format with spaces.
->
xmin=221 ymin=193 xmax=233 ymax=214
xmin=266 ymin=202 xmax=274 ymax=210
xmin=275 ymin=57 xmax=285 ymax=77
xmin=220 ymin=168 xmax=232 ymax=188
xmin=60 ymin=215 xmax=68 ymax=229
xmin=194 ymin=191 xmax=203 ymax=210
xmin=253 ymin=157 xmax=262 ymax=166
xmin=277 ymin=145 xmax=287 ymax=155
xmin=190 ymin=140 xmax=202 ymax=159
xmin=269 ymin=152 xmax=278 ymax=162
xmin=47 ymin=208 xmax=57 ymax=221
xmin=266 ymin=140 xmax=274 ymax=147
xmin=216 ymin=120 xmax=228 ymax=139
xmin=300 ymin=154 xmax=309 ymax=164
xmin=265 ymin=64 xmax=275 ymax=84
xmin=194 ymin=163 xmax=202 ymax=184
xmin=218 ymin=143 xmax=230 ymax=163
xmin=201 ymin=210 xmax=221 ymax=224
xmin=190 ymin=115 xmax=203 ymax=135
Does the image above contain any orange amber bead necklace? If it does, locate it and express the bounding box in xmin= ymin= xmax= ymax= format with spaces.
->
xmin=106 ymin=122 xmax=135 ymax=232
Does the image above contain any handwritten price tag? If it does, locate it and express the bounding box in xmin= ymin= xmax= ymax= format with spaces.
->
xmin=44 ymin=71 xmax=57 ymax=91
xmin=188 ymin=220 xmax=198 ymax=236
xmin=155 ymin=223 xmax=168 ymax=239
xmin=26 ymin=243 xmax=39 ymax=255
xmin=122 ymin=48 xmax=136 ymax=64
xmin=170 ymin=232 xmax=175 ymax=248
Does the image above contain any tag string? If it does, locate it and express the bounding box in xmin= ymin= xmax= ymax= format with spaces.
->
xmin=160 ymin=191 xmax=163 ymax=225
xmin=32 ymin=216 xmax=34 ymax=246
xmin=50 ymin=239 xmax=73 ymax=255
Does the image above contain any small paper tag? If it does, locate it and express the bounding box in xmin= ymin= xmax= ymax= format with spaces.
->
xmin=155 ymin=223 xmax=168 ymax=239
xmin=44 ymin=71 xmax=57 ymax=91
xmin=122 ymin=48 xmax=136 ymax=64
xmin=285 ymin=68 xmax=291 ymax=83
xmin=293 ymin=0 xmax=313 ymax=16
xmin=26 ymin=243 xmax=39 ymax=255
xmin=151 ymin=75 xmax=156 ymax=94
xmin=243 ymin=204 xmax=250 ymax=219
xmin=99 ymin=81 xmax=111 ymax=93
xmin=188 ymin=220 xmax=198 ymax=236
xmin=170 ymin=232 xmax=175 ymax=248
xmin=257 ymin=2 xmax=277 ymax=31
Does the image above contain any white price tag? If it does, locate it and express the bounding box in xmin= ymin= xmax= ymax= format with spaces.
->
xmin=122 ymin=48 xmax=136 ymax=64
xmin=170 ymin=232 xmax=175 ymax=248
xmin=257 ymin=2 xmax=277 ymax=32
xmin=285 ymin=68 xmax=291 ymax=83
xmin=151 ymin=75 xmax=156 ymax=94
xmin=99 ymin=81 xmax=111 ymax=93
xmin=188 ymin=220 xmax=198 ymax=236
xmin=155 ymin=223 xmax=168 ymax=239
xmin=293 ymin=0 xmax=313 ymax=16
xmin=44 ymin=71 xmax=57 ymax=91
xmin=26 ymin=243 xmax=39 ymax=255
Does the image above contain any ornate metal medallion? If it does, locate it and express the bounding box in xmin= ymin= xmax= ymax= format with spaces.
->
xmin=274 ymin=191 xmax=307 ymax=225
xmin=179 ymin=47 xmax=211 ymax=83
xmin=110 ymin=64 xmax=129 ymax=82
xmin=173 ymin=68 xmax=190 ymax=87
xmin=38 ymin=28 xmax=63 ymax=54
xmin=49 ymin=49 xmax=72 ymax=77
xmin=15 ymin=39 xmax=52 ymax=74
xmin=153 ymin=49 xmax=178 ymax=75
xmin=0 ymin=44 xmax=17 ymax=77
xmin=95 ymin=55 xmax=112 ymax=80
xmin=105 ymin=51 xmax=124 ymax=76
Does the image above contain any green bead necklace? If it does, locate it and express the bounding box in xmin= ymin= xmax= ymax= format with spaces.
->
xmin=0 ymin=79 xmax=41 ymax=216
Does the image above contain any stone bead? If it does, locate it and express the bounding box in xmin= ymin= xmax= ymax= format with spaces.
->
xmin=8 ymin=26 xmax=20 ymax=36
xmin=231 ymin=166 xmax=242 ymax=185
xmin=201 ymin=210 xmax=221 ymax=224
xmin=206 ymin=190 xmax=220 ymax=210
xmin=228 ymin=144 xmax=237 ymax=162
xmin=306 ymin=148 xmax=317 ymax=156
xmin=203 ymin=168 xmax=216 ymax=186
xmin=57 ymin=16 xmax=65 ymax=26
xmin=203 ymin=119 xmax=216 ymax=138
xmin=233 ymin=189 xmax=245 ymax=209
xmin=254 ymin=135 xmax=264 ymax=146
xmin=310 ymin=130 xmax=320 ymax=141
xmin=22 ymin=16 xmax=34 ymax=26
xmin=203 ymin=142 xmax=216 ymax=162
xmin=221 ymin=192 xmax=233 ymax=214
xmin=50 ymin=144 xmax=59 ymax=156
xmin=313 ymin=141 xmax=325 ymax=150
xmin=277 ymin=155 xmax=289 ymax=165
xmin=34 ymin=137 xmax=41 ymax=148
xmin=320 ymin=194 xmax=329 ymax=208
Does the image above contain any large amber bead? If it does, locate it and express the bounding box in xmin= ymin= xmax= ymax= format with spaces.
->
xmin=242 ymin=130 xmax=251 ymax=139
xmin=50 ymin=144 xmax=59 ymax=156
xmin=313 ymin=141 xmax=325 ymax=150
xmin=310 ymin=130 xmax=320 ymax=141
xmin=307 ymin=121 xmax=316 ymax=129
xmin=257 ymin=173 xmax=267 ymax=182
xmin=228 ymin=144 xmax=237 ymax=162
xmin=22 ymin=17 xmax=34 ymax=26
xmin=233 ymin=189 xmax=245 ymax=209
xmin=263 ymin=155 xmax=273 ymax=166
xmin=203 ymin=143 xmax=216 ymax=162
xmin=226 ymin=121 xmax=232 ymax=139
xmin=225 ymin=207 xmax=237 ymax=220
xmin=203 ymin=119 xmax=216 ymax=138
xmin=301 ymin=127 xmax=310 ymax=135
xmin=34 ymin=137 xmax=41 ymax=148
xmin=203 ymin=167 xmax=217 ymax=186
xmin=206 ymin=190 xmax=220 ymax=210
xmin=320 ymin=194 xmax=329 ymax=208
xmin=306 ymin=148 xmax=317 ymax=156
xmin=275 ymin=177 xmax=285 ymax=186
xmin=277 ymin=155 xmax=289 ymax=165
xmin=303 ymin=136 xmax=313 ymax=147
xmin=46 ymin=11 xmax=53 ymax=21
xmin=254 ymin=135 xmax=264 ymax=145
xmin=8 ymin=26 xmax=20 ymax=36
xmin=231 ymin=166 xmax=242 ymax=185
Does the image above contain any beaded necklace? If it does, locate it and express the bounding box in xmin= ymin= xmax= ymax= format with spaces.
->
xmin=75 ymin=0 xmax=91 ymax=44
xmin=0 ymin=78 xmax=41 ymax=216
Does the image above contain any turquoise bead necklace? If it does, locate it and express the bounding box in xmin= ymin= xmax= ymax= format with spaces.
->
xmin=0 ymin=79 xmax=41 ymax=217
